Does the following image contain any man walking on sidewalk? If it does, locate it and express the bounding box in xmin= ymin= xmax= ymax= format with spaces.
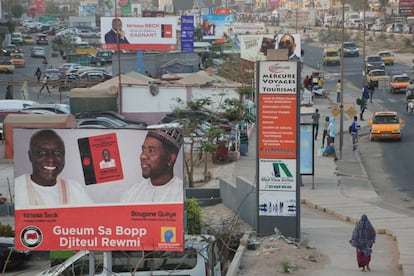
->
xmin=312 ymin=108 xmax=320 ymax=140
xmin=350 ymin=116 xmax=359 ymax=151
xmin=38 ymin=75 xmax=50 ymax=99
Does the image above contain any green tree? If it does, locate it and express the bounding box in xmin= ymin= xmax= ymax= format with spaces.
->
xmin=11 ymin=4 xmax=24 ymax=18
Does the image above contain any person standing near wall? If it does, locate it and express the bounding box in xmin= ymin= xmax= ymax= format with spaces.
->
xmin=321 ymin=116 xmax=329 ymax=147
xmin=336 ymin=80 xmax=341 ymax=103
xmin=312 ymin=109 xmax=320 ymax=141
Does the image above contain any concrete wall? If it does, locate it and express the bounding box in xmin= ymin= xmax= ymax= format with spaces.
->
xmin=219 ymin=177 xmax=256 ymax=228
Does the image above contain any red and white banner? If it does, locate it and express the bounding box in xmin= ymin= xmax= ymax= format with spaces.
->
xmin=100 ymin=17 xmax=177 ymax=51
xmin=14 ymin=129 xmax=184 ymax=251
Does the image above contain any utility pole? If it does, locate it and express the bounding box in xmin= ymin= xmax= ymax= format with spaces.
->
xmin=339 ymin=0 xmax=345 ymax=160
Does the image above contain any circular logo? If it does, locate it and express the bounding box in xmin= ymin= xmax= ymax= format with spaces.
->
xmin=20 ymin=226 xmax=43 ymax=248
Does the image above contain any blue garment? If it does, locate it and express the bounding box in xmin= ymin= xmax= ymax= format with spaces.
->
xmin=328 ymin=117 xmax=336 ymax=138
xmin=362 ymin=85 xmax=370 ymax=100
xmin=104 ymin=29 xmax=129 ymax=44
xmin=351 ymin=120 xmax=358 ymax=134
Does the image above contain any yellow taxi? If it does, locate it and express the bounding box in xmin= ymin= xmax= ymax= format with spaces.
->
xmin=389 ymin=74 xmax=410 ymax=94
xmin=368 ymin=111 xmax=404 ymax=141
xmin=10 ymin=53 xmax=25 ymax=67
xmin=0 ymin=60 xmax=15 ymax=73
xmin=366 ymin=69 xmax=389 ymax=87
xmin=376 ymin=51 xmax=394 ymax=65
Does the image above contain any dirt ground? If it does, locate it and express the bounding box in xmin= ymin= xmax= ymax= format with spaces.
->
xmin=201 ymin=203 xmax=329 ymax=275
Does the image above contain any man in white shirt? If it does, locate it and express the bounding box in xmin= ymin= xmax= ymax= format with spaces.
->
xmin=14 ymin=129 xmax=92 ymax=208
xmin=121 ymin=128 xmax=184 ymax=203
xmin=99 ymin=149 xmax=116 ymax=169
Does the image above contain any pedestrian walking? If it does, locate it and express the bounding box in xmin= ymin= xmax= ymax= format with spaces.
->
xmin=322 ymin=116 xmax=329 ymax=147
xmin=368 ymin=82 xmax=375 ymax=103
xmin=350 ymin=116 xmax=359 ymax=151
xmin=349 ymin=214 xmax=376 ymax=272
xmin=327 ymin=116 xmax=336 ymax=145
xmin=239 ymin=127 xmax=249 ymax=156
xmin=38 ymin=75 xmax=50 ymax=99
xmin=5 ymin=81 xmax=13 ymax=99
xmin=362 ymin=84 xmax=370 ymax=102
xmin=360 ymin=95 xmax=367 ymax=121
xmin=336 ymin=80 xmax=341 ymax=103
xmin=34 ymin=67 xmax=42 ymax=83
xmin=312 ymin=108 xmax=320 ymax=140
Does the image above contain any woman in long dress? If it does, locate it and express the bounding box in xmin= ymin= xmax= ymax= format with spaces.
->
xmin=349 ymin=214 xmax=376 ymax=271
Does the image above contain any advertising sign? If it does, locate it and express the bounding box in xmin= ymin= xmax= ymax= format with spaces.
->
xmin=300 ymin=124 xmax=314 ymax=175
xmin=100 ymin=17 xmax=177 ymax=51
xmin=239 ymin=34 xmax=276 ymax=62
xmin=258 ymin=61 xmax=297 ymax=159
xmin=257 ymin=60 xmax=299 ymax=236
xmin=14 ymin=128 xmax=184 ymax=251
xmin=231 ymin=22 xmax=265 ymax=34
xmin=201 ymin=14 xmax=233 ymax=40
xmin=181 ymin=15 xmax=195 ymax=52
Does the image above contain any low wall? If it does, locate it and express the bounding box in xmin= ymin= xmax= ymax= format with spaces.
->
xmin=219 ymin=177 xmax=256 ymax=228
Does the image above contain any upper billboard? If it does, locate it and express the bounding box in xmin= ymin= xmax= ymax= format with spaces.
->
xmin=14 ymin=128 xmax=184 ymax=252
xmin=100 ymin=17 xmax=177 ymax=51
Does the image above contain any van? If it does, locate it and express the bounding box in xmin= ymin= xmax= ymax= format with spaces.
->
xmin=35 ymin=235 xmax=222 ymax=276
xmin=0 ymin=100 xmax=37 ymax=110
xmin=322 ymin=48 xmax=340 ymax=66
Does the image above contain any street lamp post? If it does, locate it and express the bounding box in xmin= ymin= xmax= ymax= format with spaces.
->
xmin=339 ymin=0 xmax=345 ymax=160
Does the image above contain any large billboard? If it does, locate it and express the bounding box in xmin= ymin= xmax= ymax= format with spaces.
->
xmin=100 ymin=17 xmax=177 ymax=51
xmin=14 ymin=128 xmax=184 ymax=251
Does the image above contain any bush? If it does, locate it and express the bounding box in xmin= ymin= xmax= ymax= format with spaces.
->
xmin=0 ymin=222 xmax=14 ymax=237
xmin=185 ymin=199 xmax=202 ymax=234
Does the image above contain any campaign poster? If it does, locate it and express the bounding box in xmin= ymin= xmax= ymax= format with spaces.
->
xmin=239 ymin=34 xmax=276 ymax=62
xmin=13 ymin=128 xmax=184 ymax=251
xmin=100 ymin=17 xmax=177 ymax=51
xmin=78 ymin=133 xmax=124 ymax=185
xmin=201 ymin=14 xmax=228 ymax=40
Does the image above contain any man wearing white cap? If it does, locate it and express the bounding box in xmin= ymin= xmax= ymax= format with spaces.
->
xmin=121 ymin=128 xmax=184 ymax=203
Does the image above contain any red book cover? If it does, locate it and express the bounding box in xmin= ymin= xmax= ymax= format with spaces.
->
xmin=78 ymin=133 xmax=124 ymax=185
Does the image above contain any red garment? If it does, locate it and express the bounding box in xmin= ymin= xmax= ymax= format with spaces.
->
xmin=356 ymin=248 xmax=371 ymax=268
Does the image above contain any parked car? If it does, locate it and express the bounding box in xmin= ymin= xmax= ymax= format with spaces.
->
xmin=76 ymin=116 xmax=145 ymax=129
xmin=0 ymin=60 xmax=15 ymax=73
xmin=44 ymin=68 xmax=62 ymax=81
xmin=365 ymin=55 xmax=385 ymax=73
xmin=35 ymin=34 xmax=49 ymax=45
xmin=76 ymin=111 xmax=147 ymax=127
xmin=91 ymin=50 xmax=113 ymax=66
xmin=389 ymin=74 xmax=410 ymax=94
xmin=0 ymin=237 xmax=31 ymax=270
xmin=58 ymin=63 xmax=82 ymax=73
xmin=368 ymin=111 xmax=405 ymax=141
xmin=23 ymin=103 xmax=70 ymax=114
xmin=35 ymin=235 xmax=221 ymax=276
xmin=30 ymin=46 xmax=46 ymax=58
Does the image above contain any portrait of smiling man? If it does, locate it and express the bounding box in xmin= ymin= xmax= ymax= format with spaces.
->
xmin=121 ymin=128 xmax=184 ymax=203
xmin=14 ymin=129 xmax=93 ymax=208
